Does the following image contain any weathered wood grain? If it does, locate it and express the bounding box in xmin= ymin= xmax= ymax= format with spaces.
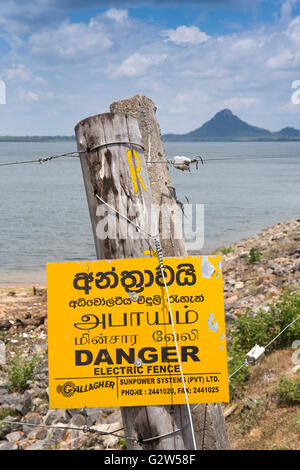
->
xmin=75 ymin=112 xmax=195 ymax=450
xmin=75 ymin=112 xmax=156 ymax=260
xmin=110 ymin=94 xmax=231 ymax=451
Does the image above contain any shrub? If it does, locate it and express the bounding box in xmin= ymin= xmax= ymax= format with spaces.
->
xmin=118 ymin=437 xmax=127 ymax=450
xmin=219 ymin=246 xmax=233 ymax=255
xmin=276 ymin=376 xmax=300 ymax=406
xmin=246 ymin=247 xmax=261 ymax=264
xmin=238 ymin=397 xmax=269 ymax=434
xmin=0 ymin=408 xmax=18 ymax=439
xmin=230 ymin=292 xmax=300 ymax=354
xmin=7 ymin=353 xmax=40 ymax=392
xmin=0 ymin=408 xmax=18 ymax=420
xmin=228 ymin=352 xmax=251 ymax=398
xmin=228 ymin=292 xmax=300 ymax=396
xmin=268 ymin=292 xmax=300 ymax=350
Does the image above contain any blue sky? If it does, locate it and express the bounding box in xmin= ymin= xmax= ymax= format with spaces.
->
xmin=0 ymin=0 xmax=300 ymax=134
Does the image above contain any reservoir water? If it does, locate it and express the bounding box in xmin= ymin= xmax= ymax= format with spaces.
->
xmin=0 ymin=141 xmax=299 ymax=283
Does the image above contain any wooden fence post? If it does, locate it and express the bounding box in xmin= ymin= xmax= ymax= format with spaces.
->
xmin=110 ymin=94 xmax=231 ymax=450
xmin=74 ymin=111 xmax=196 ymax=450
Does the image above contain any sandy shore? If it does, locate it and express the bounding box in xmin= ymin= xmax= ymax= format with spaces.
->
xmin=0 ymin=272 xmax=46 ymax=287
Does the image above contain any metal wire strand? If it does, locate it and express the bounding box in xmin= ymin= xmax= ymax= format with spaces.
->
xmin=154 ymin=235 xmax=197 ymax=450
xmin=147 ymin=154 xmax=298 ymax=164
xmin=95 ymin=193 xmax=156 ymax=239
xmin=141 ymin=422 xmax=191 ymax=443
xmin=228 ymin=315 xmax=300 ymax=380
xmin=94 ymin=193 xmax=197 ymax=450
xmin=0 ymin=420 xmax=127 ymax=439
xmin=92 ymin=193 xmax=300 ymax=447
xmin=192 ymin=314 xmax=300 ymax=413
xmin=228 ymin=360 xmax=248 ymax=380
xmin=1 ymin=152 xmax=296 ymax=168
xmin=0 ymin=150 xmax=297 ymax=446
xmin=0 ymin=151 xmax=80 ymax=167
xmin=88 ymin=142 xmax=144 ymax=153
xmin=264 ymin=315 xmax=300 ymax=350
xmin=0 ymin=419 xmax=193 ymax=445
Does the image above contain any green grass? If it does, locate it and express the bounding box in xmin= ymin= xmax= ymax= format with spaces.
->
xmin=0 ymin=408 xmax=19 ymax=439
xmin=228 ymin=292 xmax=300 ymax=397
xmin=0 ymin=408 xmax=18 ymax=420
xmin=118 ymin=437 xmax=127 ymax=450
xmin=238 ymin=397 xmax=269 ymax=434
xmin=246 ymin=247 xmax=261 ymax=264
xmin=7 ymin=353 xmax=41 ymax=392
xmin=218 ymin=246 xmax=233 ymax=255
xmin=276 ymin=376 xmax=300 ymax=406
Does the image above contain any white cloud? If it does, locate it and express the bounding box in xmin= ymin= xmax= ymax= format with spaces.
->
xmin=28 ymin=20 xmax=112 ymax=61
xmin=0 ymin=0 xmax=62 ymax=38
xmin=231 ymin=38 xmax=258 ymax=51
xmin=35 ymin=76 xmax=47 ymax=83
xmin=279 ymin=1 xmax=299 ymax=24
xmin=111 ymin=52 xmax=167 ymax=78
xmin=169 ymin=90 xmax=210 ymax=116
xmin=17 ymin=87 xmax=39 ymax=103
xmin=2 ymin=4 xmax=300 ymax=134
xmin=103 ymin=8 xmax=128 ymax=24
xmin=267 ymin=49 xmax=294 ymax=69
xmin=163 ymin=25 xmax=209 ymax=45
xmin=181 ymin=67 xmax=226 ymax=79
xmin=4 ymin=64 xmax=30 ymax=80
xmin=287 ymin=14 xmax=300 ymax=41
xmin=223 ymin=96 xmax=261 ymax=109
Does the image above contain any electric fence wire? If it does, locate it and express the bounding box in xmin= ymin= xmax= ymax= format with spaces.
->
xmin=0 ymin=152 xmax=298 ymax=168
xmin=0 ymin=419 xmax=191 ymax=446
xmin=89 ymin=194 xmax=300 ymax=447
xmin=192 ymin=313 xmax=300 ymax=415
xmin=95 ymin=192 xmax=197 ymax=450
xmin=150 ymin=154 xmax=297 ymax=164
xmin=0 ymin=193 xmax=298 ymax=448
xmin=0 ymin=421 xmax=127 ymax=440
xmin=0 ymin=193 xmax=198 ymax=449
xmin=3 ymin=291 xmax=297 ymax=446
xmin=228 ymin=314 xmax=300 ymax=380
xmin=0 ymin=151 xmax=80 ymax=166
xmin=0 ymin=149 xmax=299 ymax=447
xmin=97 ymin=193 xmax=300 ymax=395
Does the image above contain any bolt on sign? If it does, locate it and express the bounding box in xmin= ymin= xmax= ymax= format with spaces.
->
xmin=47 ymin=255 xmax=229 ymax=409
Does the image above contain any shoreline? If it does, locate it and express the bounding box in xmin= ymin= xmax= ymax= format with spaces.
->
xmin=0 ymin=216 xmax=300 ymax=288
xmin=0 ymin=217 xmax=298 ymax=287
xmin=0 ymin=272 xmax=46 ymax=287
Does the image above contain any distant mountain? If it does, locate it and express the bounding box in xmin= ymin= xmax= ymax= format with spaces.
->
xmin=273 ymin=127 xmax=300 ymax=138
xmin=0 ymin=136 xmax=75 ymax=142
xmin=2 ymin=110 xmax=300 ymax=142
xmin=163 ymin=109 xmax=300 ymax=141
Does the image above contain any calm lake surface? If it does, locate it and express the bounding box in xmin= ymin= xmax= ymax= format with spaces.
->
xmin=0 ymin=141 xmax=299 ymax=283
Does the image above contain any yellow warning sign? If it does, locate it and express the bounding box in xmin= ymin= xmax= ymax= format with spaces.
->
xmin=47 ymin=255 xmax=229 ymax=409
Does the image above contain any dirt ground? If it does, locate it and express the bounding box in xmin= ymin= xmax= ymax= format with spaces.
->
xmin=225 ymin=349 xmax=299 ymax=450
